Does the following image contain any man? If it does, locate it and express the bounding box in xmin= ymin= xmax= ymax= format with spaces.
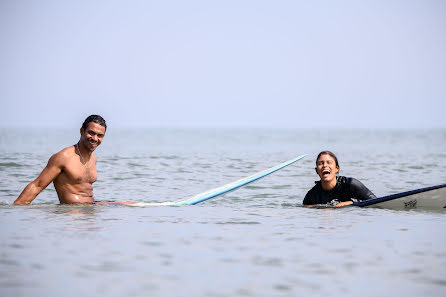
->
xmin=14 ymin=115 xmax=107 ymax=205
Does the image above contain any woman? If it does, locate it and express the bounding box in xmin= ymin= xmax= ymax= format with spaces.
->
xmin=303 ymin=151 xmax=376 ymax=207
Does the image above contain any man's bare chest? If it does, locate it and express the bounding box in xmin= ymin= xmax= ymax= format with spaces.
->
xmin=59 ymin=162 xmax=97 ymax=184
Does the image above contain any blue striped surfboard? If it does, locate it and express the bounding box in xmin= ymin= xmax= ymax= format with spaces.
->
xmin=173 ymin=154 xmax=306 ymax=205
xmin=130 ymin=154 xmax=306 ymax=206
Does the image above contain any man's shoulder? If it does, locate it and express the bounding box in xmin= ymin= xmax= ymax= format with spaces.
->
xmin=49 ymin=145 xmax=76 ymax=163
xmin=56 ymin=145 xmax=76 ymax=156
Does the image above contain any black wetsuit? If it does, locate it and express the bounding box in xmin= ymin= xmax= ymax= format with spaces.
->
xmin=303 ymin=176 xmax=376 ymax=206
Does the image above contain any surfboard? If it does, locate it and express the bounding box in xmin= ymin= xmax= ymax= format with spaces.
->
xmin=131 ymin=154 xmax=306 ymax=206
xmin=352 ymin=184 xmax=446 ymax=209
xmin=173 ymin=154 xmax=307 ymax=205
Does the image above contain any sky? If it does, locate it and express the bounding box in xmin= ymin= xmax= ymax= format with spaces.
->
xmin=1 ymin=0 xmax=445 ymax=129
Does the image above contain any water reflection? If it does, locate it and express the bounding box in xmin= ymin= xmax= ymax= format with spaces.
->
xmin=39 ymin=204 xmax=104 ymax=233
xmin=49 ymin=204 xmax=100 ymax=216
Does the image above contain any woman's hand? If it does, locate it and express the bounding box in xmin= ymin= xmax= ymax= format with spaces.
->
xmin=334 ymin=201 xmax=353 ymax=207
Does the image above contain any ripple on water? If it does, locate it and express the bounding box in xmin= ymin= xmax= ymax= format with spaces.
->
xmin=216 ymin=221 xmax=261 ymax=225
xmin=0 ymin=162 xmax=24 ymax=168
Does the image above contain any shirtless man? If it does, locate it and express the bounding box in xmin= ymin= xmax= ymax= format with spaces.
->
xmin=14 ymin=115 xmax=107 ymax=205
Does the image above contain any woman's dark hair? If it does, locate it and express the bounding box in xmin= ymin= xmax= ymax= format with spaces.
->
xmin=316 ymin=151 xmax=339 ymax=167
xmin=82 ymin=115 xmax=107 ymax=131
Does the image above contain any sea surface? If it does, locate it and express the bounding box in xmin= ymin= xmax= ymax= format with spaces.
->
xmin=1 ymin=127 xmax=446 ymax=297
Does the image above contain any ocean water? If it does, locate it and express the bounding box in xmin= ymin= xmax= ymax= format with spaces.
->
xmin=0 ymin=128 xmax=445 ymax=297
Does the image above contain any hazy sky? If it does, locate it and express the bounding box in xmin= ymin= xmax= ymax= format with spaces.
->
xmin=1 ymin=0 xmax=445 ymax=129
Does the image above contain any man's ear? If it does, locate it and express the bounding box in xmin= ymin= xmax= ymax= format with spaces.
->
xmin=80 ymin=128 xmax=84 ymax=135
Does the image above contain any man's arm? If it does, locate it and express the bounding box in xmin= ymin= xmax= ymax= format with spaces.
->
xmin=13 ymin=154 xmax=64 ymax=205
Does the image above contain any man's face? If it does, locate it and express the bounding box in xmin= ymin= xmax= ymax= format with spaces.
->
xmin=315 ymin=154 xmax=339 ymax=182
xmin=80 ymin=122 xmax=106 ymax=152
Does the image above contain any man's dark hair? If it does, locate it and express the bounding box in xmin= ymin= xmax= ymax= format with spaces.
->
xmin=82 ymin=115 xmax=107 ymax=131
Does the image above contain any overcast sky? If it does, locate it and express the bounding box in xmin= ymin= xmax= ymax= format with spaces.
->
xmin=1 ymin=0 xmax=445 ymax=129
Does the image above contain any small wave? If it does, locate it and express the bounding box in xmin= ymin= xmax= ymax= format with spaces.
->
xmin=280 ymin=202 xmax=301 ymax=207
xmin=127 ymin=162 xmax=147 ymax=168
xmin=0 ymin=162 xmax=23 ymax=167
xmin=244 ymin=185 xmax=266 ymax=190
xmin=216 ymin=221 xmax=261 ymax=225
xmin=150 ymin=155 xmax=180 ymax=160
xmin=407 ymin=166 xmax=424 ymax=170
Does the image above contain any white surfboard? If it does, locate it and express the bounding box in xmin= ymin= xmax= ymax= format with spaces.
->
xmin=352 ymin=184 xmax=446 ymax=209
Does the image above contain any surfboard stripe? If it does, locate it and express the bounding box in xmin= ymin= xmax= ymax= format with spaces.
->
xmin=352 ymin=184 xmax=446 ymax=207
xmin=172 ymin=154 xmax=307 ymax=205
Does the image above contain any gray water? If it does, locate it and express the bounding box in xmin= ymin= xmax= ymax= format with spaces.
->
xmin=1 ymin=128 xmax=446 ymax=297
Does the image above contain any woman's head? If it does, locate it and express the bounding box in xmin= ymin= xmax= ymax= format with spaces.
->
xmin=316 ymin=151 xmax=339 ymax=167
xmin=315 ymin=151 xmax=340 ymax=182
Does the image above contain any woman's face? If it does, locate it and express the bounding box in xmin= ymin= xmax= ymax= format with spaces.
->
xmin=315 ymin=154 xmax=339 ymax=183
